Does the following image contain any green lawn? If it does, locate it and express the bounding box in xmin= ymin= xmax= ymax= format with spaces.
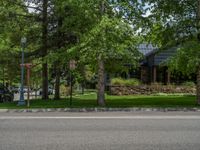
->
xmin=0 ymin=93 xmax=199 ymax=109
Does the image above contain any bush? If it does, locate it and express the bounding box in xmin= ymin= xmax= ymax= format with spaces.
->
xmin=111 ymin=78 xmax=140 ymax=86
xmin=60 ymin=85 xmax=70 ymax=96
xmin=181 ymin=81 xmax=196 ymax=87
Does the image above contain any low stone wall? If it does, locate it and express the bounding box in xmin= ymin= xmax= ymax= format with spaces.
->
xmin=109 ymin=85 xmax=196 ymax=95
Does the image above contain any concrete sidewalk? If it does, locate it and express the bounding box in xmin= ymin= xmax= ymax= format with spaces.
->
xmin=0 ymin=107 xmax=200 ymax=113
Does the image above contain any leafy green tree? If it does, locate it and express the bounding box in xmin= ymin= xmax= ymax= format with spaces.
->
xmin=74 ymin=15 xmax=140 ymax=105
xmin=130 ymin=0 xmax=200 ymax=104
xmin=0 ymin=0 xmax=30 ymax=85
xmin=169 ymin=40 xmax=200 ymax=104
xmin=46 ymin=0 xmax=102 ymax=99
xmin=1 ymin=0 xmax=141 ymax=105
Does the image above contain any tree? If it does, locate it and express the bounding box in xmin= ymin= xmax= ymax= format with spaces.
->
xmin=46 ymin=0 xmax=101 ymax=99
xmin=68 ymin=0 xmax=141 ymax=106
xmin=74 ymin=15 xmax=140 ymax=106
xmin=41 ymin=0 xmax=49 ymax=100
xmin=126 ymin=0 xmax=200 ymax=104
xmin=97 ymin=0 xmax=106 ymax=106
xmin=169 ymin=41 xmax=200 ymax=104
xmin=0 ymin=0 xmax=55 ymax=99
xmin=1 ymin=0 xmax=141 ymax=105
xmin=0 ymin=0 xmax=31 ymax=85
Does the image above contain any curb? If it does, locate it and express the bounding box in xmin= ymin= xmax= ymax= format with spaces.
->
xmin=0 ymin=107 xmax=200 ymax=113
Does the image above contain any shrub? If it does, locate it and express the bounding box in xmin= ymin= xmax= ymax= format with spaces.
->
xmin=60 ymin=85 xmax=70 ymax=96
xmin=111 ymin=78 xmax=140 ymax=86
xmin=181 ymin=81 xmax=196 ymax=87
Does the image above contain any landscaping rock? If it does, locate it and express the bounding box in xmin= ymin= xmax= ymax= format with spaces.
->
xmin=109 ymin=85 xmax=196 ymax=95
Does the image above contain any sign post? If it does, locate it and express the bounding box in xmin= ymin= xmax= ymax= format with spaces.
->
xmin=24 ymin=63 xmax=33 ymax=107
xmin=20 ymin=63 xmax=33 ymax=107
xmin=69 ymin=60 xmax=76 ymax=106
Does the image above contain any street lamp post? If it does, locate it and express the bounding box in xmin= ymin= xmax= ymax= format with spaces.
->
xmin=18 ymin=37 xmax=27 ymax=106
xmin=24 ymin=63 xmax=32 ymax=107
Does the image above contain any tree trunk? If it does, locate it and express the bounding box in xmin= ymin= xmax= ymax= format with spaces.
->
xmin=197 ymin=0 xmax=200 ymax=104
xmin=53 ymin=16 xmax=63 ymax=100
xmin=97 ymin=57 xmax=105 ymax=106
xmin=42 ymin=63 xmax=48 ymax=100
xmin=197 ymin=67 xmax=200 ymax=105
xmin=54 ymin=63 xmax=60 ymax=100
xmin=42 ymin=0 xmax=48 ymax=100
xmin=96 ymin=0 xmax=106 ymax=106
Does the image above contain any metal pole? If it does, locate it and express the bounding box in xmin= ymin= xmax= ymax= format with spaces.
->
xmin=70 ymin=71 xmax=72 ymax=106
xmin=27 ymin=67 xmax=30 ymax=107
xmin=18 ymin=43 xmax=25 ymax=106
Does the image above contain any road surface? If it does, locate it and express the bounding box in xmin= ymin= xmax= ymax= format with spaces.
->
xmin=0 ymin=112 xmax=200 ymax=150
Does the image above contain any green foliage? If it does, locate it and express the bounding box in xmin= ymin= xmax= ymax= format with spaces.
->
xmin=45 ymin=0 xmax=102 ymax=64
xmin=111 ymin=78 xmax=141 ymax=86
xmin=181 ymin=81 xmax=196 ymax=87
xmin=60 ymin=84 xmax=70 ymax=96
xmin=69 ymin=15 xmax=142 ymax=74
xmin=0 ymin=0 xmax=142 ymax=98
xmin=0 ymin=0 xmax=34 ymax=84
xmin=141 ymin=0 xmax=197 ymax=47
xmin=169 ymin=40 xmax=200 ymax=74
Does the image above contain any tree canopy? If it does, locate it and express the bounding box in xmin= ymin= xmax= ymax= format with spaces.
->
xmin=0 ymin=0 xmax=142 ymax=105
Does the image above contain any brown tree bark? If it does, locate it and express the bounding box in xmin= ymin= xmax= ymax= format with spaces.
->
xmin=197 ymin=0 xmax=200 ymax=104
xmin=42 ymin=0 xmax=48 ymax=100
xmin=54 ymin=16 xmax=63 ymax=100
xmin=97 ymin=0 xmax=106 ymax=106
xmin=97 ymin=57 xmax=105 ymax=106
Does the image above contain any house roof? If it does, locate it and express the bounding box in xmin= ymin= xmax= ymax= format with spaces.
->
xmin=138 ymin=43 xmax=158 ymax=56
xmin=138 ymin=43 xmax=177 ymax=66
xmin=154 ymin=47 xmax=177 ymax=65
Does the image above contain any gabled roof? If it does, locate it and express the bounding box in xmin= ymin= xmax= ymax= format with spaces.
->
xmin=154 ymin=47 xmax=177 ymax=65
xmin=138 ymin=43 xmax=177 ymax=66
xmin=138 ymin=43 xmax=158 ymax=56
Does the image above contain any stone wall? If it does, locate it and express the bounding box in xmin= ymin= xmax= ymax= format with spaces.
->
xmin=109 ymin=85 xmax=196 ymax=95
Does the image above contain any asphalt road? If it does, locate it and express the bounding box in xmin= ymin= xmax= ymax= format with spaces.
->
xmin=0 ymin=112 xmax=200 ymax=150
